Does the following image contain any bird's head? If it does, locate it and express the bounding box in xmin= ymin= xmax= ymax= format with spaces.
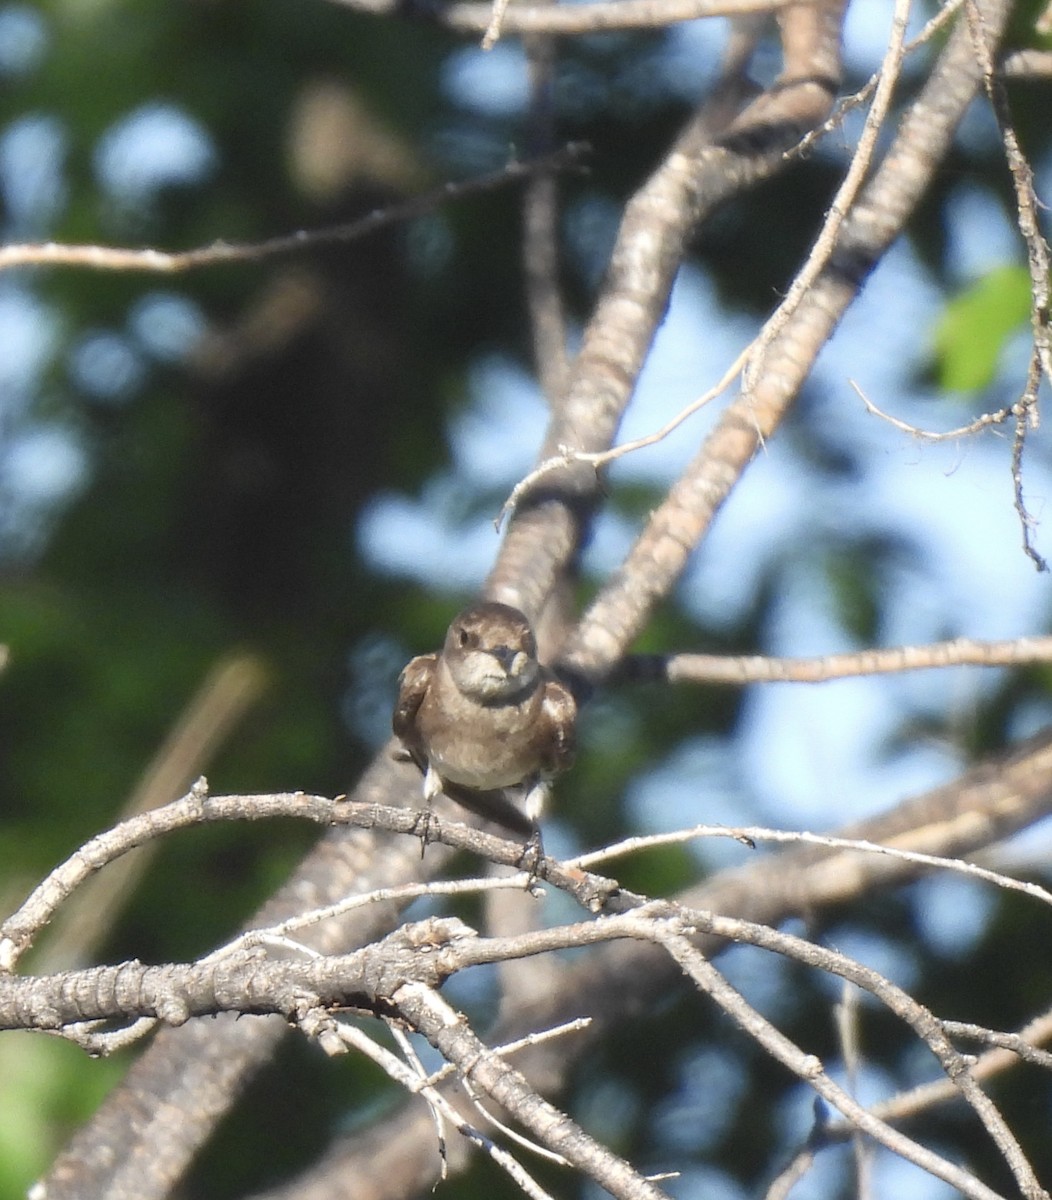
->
xmin=443 ymin=602 xmax=540 ymax=701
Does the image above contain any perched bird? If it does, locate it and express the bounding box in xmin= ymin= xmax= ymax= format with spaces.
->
xmin=393 ymin=602 xmax=576 ymax=833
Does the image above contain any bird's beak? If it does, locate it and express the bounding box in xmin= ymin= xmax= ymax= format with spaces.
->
xmin=491 ymin=645 xmax=522 ymax=675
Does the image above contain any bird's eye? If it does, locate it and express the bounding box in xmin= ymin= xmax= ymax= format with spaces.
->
xmin=458 ymin=629 xmax=470 ymax=647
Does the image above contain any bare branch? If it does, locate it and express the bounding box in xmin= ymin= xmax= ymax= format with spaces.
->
xmin=0 ymin=785 xmax=628 ymax=972
xmin=966 ymin=0 xmax=1051 ymax=569
xmin=796 ymin=0 xmax=967 ymax=153
xmin=329 ymin=0 xmax=802 ymax=37
xmin=496 ymin=350 xmax=745 ymax=531
xmin=557 ymin=0 xmax=1010 ymax=686
xmin=1002 ymin=48 xmax=1052 ymax=78
xmin=1011 ymin=380 xmax=1048 ymax=570
xmin=744 ymin=0 xmax=912 ymax=391
xmin=11 ymin=893 xmax=1048 ymax=1197
xmin=657 ymin=929 xmax=1016 ymax=1200
xmin=572 ymin=823 xmax=1052 ymax=912
xmin=968 ymin=1 xmax=1052 ymax=389
xmin=0 ymin=918 xmax=463 ymax=1032
xmin=0 ymin=148 xmax=586 ymax=275
xmin=941 ymin=1019 xmax=1052 ymax=1070
xmin=493 ymin=0 xmax=973 ymax=515
xmin=224 ymin=873 xmax=534 ymax=953
xmin=315 ymin=1019 xmax=564 ymax=1199
xmin=781 ymin=1006 xmax=1052 ymax=1170
xmin=485 ymin=7 xmax=840 ymax=617
xmin=255 ymin=723 xmax=1052 ymax=1200
xmin=615 ymin=634 xmax=1052 ymax=687
xmin=855 ymin=378 xmax=1020 ymax=439
xmin=393 ymin=979 xmax=670 ymax=1200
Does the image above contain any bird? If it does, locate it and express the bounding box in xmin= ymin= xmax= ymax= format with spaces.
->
xmin=392 ymin=602 xmax=576 ymax=835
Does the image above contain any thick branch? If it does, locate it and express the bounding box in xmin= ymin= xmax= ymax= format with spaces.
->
xmin=0 ymin=921 xmax=461 ymax=1032
xmin=251 ymin=719 xmax=1052 ymax=1200
xmin=39 ymin=753 xmax=456 ymax=1200
xmin=559 ymin=0 xmax=1010 ymax=683
xmin=485 ymin=7 xmax=841 ymax=617
xmin=36 ymin=5 xmax=1012 ymax=1198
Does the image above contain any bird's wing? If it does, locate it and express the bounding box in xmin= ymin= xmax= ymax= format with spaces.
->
xmin=540 ymin=676 xmax=577 ymax=774
xmin=392 ymin=653 xmax=436 ymax=764
xmin=393 ymin=650 xmax=536 ymax=835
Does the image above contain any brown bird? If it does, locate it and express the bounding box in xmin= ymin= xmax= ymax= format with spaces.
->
xmin=393 ymin=602 xmax=576 ymax=833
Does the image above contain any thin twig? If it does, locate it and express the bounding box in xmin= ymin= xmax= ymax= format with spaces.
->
xmin=813 ymin=1006 xmax=1052 ymax=1149
xmin=855 ymin=378 xmax=1017 ymax=440
xmin=744 ymin=0 xmax=914 ymax=390
xmin=0 ymin=146 xmax=587 ymax=275
xmin=571 ymin=824 xmax=1052 ymax=912
xmin=941 ymin=1020 xmax=1052 ymax=1070
xmin=633 ymin=633 xmax=1052 ymax=685
xmin=222 ymin=873 xmax=534 ymax=954
xmin=835 ymin=983 xmax=873 ymax=1200
xmin=967 ymin=0 xmax=1051 ymax=569
xmin=496 ymin=349 xmax=747 ymax=530
xmin=1011 ymin=378 xmax=1048 ymax=571
xmin=331 ymin=0 xmax=802 ymax=37
xmin=765 ymin=1143 xmax=819 ymax=1200
xmin=657 ymin=928 xmax=1015 ymax=1200
xmin=792 ymin=0 xmax=967 ymax=159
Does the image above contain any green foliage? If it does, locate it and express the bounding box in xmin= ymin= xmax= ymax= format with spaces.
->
xmin=932 ymin=264 xmax=1032 ymax=392
xmin=0 ymin=1036 xmax=125 ymax=1199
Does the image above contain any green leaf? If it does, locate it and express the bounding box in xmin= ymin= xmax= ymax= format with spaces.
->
xmin=932 ymin=265 xmax=1032 ymax=392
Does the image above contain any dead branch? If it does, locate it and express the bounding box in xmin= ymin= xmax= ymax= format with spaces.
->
xmin=248 ymin=719 xmax=1052 ymax=1200
xmin=0 ymin=147 xmax=585 ymax=275
xmin=613 ymin=634 xmax=1052 ymax=686
xmin=484 ymin=3 xmax=842 ymax=617
xmin=328 ymin=0 xmax=800 ymax=37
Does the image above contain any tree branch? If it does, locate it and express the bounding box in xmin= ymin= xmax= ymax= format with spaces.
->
xmin=613 ymin=634 xmax=1052 ymax=686
xmin=248 ymin=720 xmax=1052 ymax=1200
xmin=557 ymin=0 xmax=1010 ymax=686
xmin=328 ymin=0 xmax=801 ymax=37
xmin=0 ymin=148 xmax=586 ymax=275
xmin=485 ymin=5 xmax=841 ymax=618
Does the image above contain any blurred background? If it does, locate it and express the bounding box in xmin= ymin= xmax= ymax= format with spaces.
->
xmin=2 ymin=1 xmax=1052 ymax=1197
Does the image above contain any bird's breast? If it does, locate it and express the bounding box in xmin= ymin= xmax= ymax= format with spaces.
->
xmin=417 ymin=686 xmax=544 ymax=790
